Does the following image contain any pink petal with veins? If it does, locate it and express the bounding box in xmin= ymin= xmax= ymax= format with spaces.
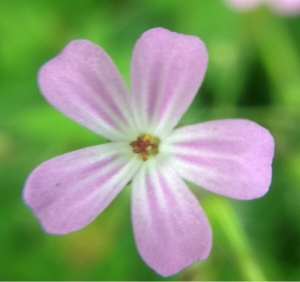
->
xmin=24 ymin=143 xmax=140 ymax=234
xmin=39 ymin=40 xmax=137 ymax=142
xmin=164 ymin=119 xmax=274 ymax=200
xmin=131 ymin=156 xmax=212 ymax=276
xmin=130 ymin=28 xmax=208 ymax=138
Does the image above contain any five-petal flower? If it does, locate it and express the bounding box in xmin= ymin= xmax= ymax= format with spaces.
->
xmin=23 ymin=28 xmax=274 ymax=276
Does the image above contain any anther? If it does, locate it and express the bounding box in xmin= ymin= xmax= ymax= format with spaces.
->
xmin=130 ymin=133 xmax=160 ymax=162
xmin=151 ymin=144 xmax=158 ymax=149
xmin=143 ymin=134 xmax=151 ymax=141
xmin=140 ymin=153 xmax=148 ymax=161
xmin=133 ymin=148 xmax=142 ymax=154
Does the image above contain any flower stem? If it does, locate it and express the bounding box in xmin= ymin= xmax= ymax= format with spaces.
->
xmin=203 ymin=197 xmax=267 ymax=281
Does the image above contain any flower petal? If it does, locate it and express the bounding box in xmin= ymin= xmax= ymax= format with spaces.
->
xmin=268 ymin=0 xmax=300 ymax=16
xmin=131 ymin=156 xmax=212 ymax=276
xmin=163 ymin=119 xmax=274 ymax=200
xmin=23 ymin=143 xmax=141 ymax=234
xmin=130 ymin=28 xmax=208 ymax=138
xmin=39 ymin=40 xmax=137 ymax=142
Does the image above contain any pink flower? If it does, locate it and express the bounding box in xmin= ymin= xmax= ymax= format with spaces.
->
xmin=224 ymin=0 xmax=300 ymax=16
xmin=23 ymin=28 xmax=274 ymax=276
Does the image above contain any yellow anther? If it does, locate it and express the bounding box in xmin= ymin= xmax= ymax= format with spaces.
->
xmin=140 ymin=153 xmax=148 ymax=161
xmin=143 ymin=133 xmax=151 ymax=141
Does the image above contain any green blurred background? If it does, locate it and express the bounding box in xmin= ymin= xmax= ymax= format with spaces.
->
xmin=1 ymin=0 xmax=300 ymax=280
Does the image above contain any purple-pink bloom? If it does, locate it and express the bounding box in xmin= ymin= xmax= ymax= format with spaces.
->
xmin=23 ymin=28 xmax=274 ymax=276
xmin=224 ymin=0 xmax=300 ymax=16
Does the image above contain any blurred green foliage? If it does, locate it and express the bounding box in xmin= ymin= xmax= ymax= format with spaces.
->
xmin=1 ymin=0 xmax=300 ymax=280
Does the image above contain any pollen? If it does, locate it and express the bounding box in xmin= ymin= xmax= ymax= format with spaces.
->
xmin=130 ymin=134 xmax=160 ymax=161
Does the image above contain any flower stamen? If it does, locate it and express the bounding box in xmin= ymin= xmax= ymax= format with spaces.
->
xmin=130 ymin=134 xmax=160 ymax=161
